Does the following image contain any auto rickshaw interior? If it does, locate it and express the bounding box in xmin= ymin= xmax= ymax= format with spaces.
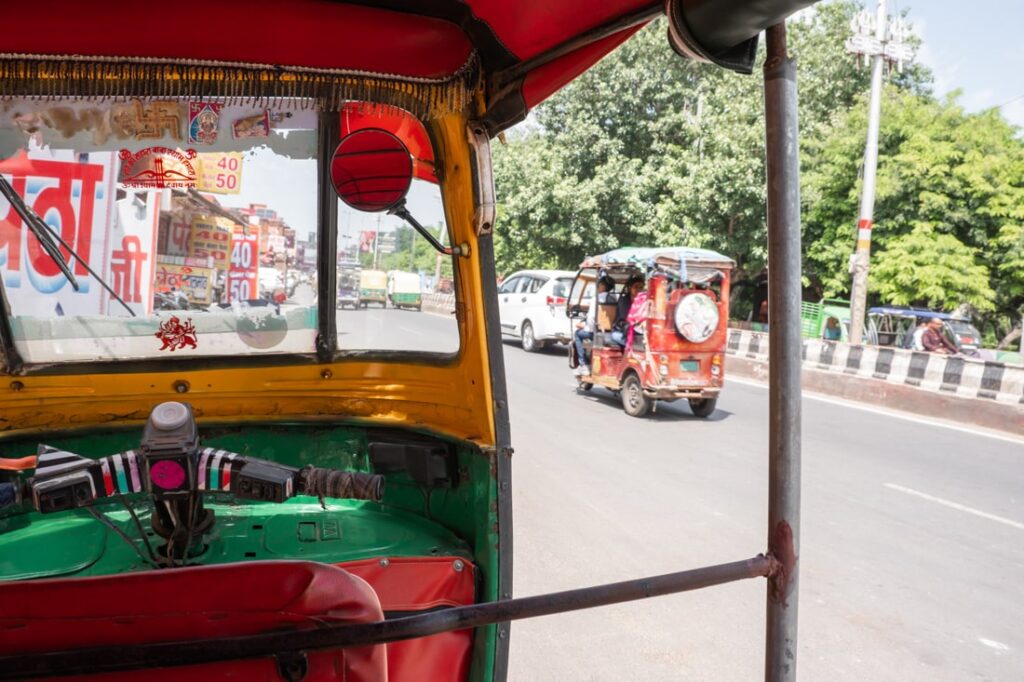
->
xmin=0 ymin=90 xmax=501 ymax=680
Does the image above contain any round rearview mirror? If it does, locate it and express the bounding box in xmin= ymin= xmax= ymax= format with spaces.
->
xmin=330 ymin=128 xmax=413 ymax=212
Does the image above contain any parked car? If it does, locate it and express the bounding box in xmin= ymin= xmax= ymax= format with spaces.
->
xmin=497 ymin=269 xmax=576 ymax=351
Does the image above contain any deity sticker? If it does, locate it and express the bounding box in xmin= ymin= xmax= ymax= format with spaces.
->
xmin=156 ymin=316 xmax=198 ymax=351
xmin=188 ymin=102 xmax=223 ymax=145
xmin=232 ymin=111 xmax=270 ymax=139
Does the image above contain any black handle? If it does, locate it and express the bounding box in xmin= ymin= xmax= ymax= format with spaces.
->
xmin=299 ymin=467 xmax=384 ymax=501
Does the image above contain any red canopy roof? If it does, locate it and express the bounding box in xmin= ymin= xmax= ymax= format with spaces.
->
xmin=5 ymin=0 xmax=817 ymax=133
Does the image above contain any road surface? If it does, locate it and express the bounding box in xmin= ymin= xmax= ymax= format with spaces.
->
xmin=501 ymin=339 xmax=1024 ymax=681
xmin=339 ymin=308 xmax=1024 ymax=680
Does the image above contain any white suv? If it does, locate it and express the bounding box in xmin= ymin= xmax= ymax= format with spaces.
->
xmin=497 ymin=270 xmax=576 ymax=352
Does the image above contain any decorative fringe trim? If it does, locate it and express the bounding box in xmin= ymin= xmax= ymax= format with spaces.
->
xmin=0 ymin=54 xmax=480 ymax=119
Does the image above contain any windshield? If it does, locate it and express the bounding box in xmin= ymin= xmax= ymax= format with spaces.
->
xmin=947 ymin=320 xmax=979 ymax=338
xmin=0 ymin=97 xmax=318 ymax=364
xmin=552 ymin=277 xmax=574 ymax=299
xmin=335 ymin=173 xmax=459 ymax=355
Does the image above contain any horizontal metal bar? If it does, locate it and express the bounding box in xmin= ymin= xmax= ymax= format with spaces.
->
xmin=0 ymin=555 xmax=773 ymax=680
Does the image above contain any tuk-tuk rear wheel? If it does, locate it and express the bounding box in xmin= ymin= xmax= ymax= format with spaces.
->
xmin=688 ymin=398 xmax=717 ymax=418
xmin=621 ymin=374 xmax=651 ymax=417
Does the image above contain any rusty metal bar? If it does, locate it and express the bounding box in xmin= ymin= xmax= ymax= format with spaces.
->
xmin=0 ymin=556 xmax=772 ymax=680
xmin=763 ymin=22 xmax=803 ymax=682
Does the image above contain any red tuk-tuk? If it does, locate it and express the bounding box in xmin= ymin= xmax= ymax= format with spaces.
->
xmin=568 ymin=247 xmax=733 ymax=417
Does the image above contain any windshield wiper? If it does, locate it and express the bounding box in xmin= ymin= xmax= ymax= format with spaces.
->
xmin=0 ymin=174 xmax=135 ymax=317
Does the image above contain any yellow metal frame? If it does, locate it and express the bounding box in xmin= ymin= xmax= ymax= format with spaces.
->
xmin=0 ymin=113 xmax=497 ymax=448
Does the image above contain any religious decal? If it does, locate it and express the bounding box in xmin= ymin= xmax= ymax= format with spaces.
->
xmin=155 ymin=316 xmax=198 ymax=351
xmin=232 ymin=111 xmax=270 ymax=139
xmin=119 ymin=147 xmax=197 ymax=189
xmin=189 ymin=103 xmax=223 ymax=145
xmin=111 ymin=101 xmax=182 ymax=141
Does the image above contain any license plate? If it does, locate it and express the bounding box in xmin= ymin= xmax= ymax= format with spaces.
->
xmin=680 ymin=360 xmax=700 ymax=372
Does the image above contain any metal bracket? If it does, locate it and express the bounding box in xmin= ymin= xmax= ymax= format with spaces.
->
xmin=275 ymin=651 xmax=308 ymax=682
xmin=466 ymin=121 xmax=496 ymax=236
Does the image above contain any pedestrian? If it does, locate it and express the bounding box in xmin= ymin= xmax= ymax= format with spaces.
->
xmin=921 ymin=317 xmax=958 ymax=355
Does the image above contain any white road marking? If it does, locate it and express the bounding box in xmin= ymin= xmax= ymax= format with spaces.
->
xmin=726 ymin=376 xmax=1024 ymax=446
xmin=884 ymin=483 xmax=1024 ymax=531
xmin=978 ymin=637 xmax=1010 ymax=652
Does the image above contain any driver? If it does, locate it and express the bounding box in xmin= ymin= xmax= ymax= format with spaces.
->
xmin=574 ymin=276 xmax=613 ymax=376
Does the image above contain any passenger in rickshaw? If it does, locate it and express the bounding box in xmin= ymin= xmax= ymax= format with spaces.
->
xmin=609 ymin=276 xmax=645 ymax=348
xmin=574 ymin=276 xmax=613 ymax=375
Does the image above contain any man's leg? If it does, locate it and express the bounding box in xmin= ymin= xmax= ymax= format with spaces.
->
xmin=574 ymin=330 xmax=592 ymax=374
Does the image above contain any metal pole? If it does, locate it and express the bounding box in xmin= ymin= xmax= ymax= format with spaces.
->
xmin=848 ymin=0 xmax=888 ymax=344
xmin=763 ymin=23 xmax=802 ymax=682
xmin=373 ymin=215 xmax=380 ymax=270
xmin=0 ymin=555 xmax=772 ymax=679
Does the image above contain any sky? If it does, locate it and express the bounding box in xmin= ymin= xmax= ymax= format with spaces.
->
xmin=908 ymin=0 xmax=1024 ymax=127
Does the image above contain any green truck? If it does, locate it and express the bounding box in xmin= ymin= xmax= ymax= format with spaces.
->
xmin=800 ymin=298 xmax=851 ymax=342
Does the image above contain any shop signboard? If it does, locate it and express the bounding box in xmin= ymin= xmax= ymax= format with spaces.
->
xmin=0 ymin=150 xmax=158 ymax=317
xmin=226 ymin=228 xmax=258 ymax=303
xmin=155 ymin=258 xmax=215 ymax=304
xmin=189 ymin=215 xmax=232 ymax=271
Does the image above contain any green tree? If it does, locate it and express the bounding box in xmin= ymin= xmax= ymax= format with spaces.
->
xmin=803 ymin=87 xmax=1024 ymax=340
xmin=493 ymin=2 xmax=927 ymax=281
xmin=870 ymin=226 xmax=995 ymax=310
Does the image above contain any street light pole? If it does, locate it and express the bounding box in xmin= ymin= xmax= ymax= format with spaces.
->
xmin=845 ymin=0 xmax=913 ymax=344
xmin=373 ymin=214 xmax=381 ymax=270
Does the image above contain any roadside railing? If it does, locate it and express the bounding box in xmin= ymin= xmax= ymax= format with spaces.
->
xmin=422 ymin=292 xmax=456 ymax=315
xmin=727 ymin=328 xmax=1024 ymax=406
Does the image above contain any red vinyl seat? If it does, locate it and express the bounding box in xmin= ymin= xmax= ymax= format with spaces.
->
xmin=0 ymin=560 xmax=387 ymax=681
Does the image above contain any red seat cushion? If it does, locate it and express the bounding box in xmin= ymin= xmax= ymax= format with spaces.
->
xmin=342 ymin=556 xmax=477 ymax=682
xmin=0 ymin=560 xmax=387 ymax=681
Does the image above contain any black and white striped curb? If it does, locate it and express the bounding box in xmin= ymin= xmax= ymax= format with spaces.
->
xmin=727 ymin=329 xmax=1024 ymax=406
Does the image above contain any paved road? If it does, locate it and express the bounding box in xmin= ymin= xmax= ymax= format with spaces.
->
xmin=498 ymin=339 xmax=1024 ymax=681
xmin=336 ymin=306 xmax=458 ymax=353
xmin=336 ymin=310 xmax=1024 ymax=679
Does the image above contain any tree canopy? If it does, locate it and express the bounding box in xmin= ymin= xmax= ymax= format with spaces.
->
xmin=491 ymin=1 xmax=1023 ymax=345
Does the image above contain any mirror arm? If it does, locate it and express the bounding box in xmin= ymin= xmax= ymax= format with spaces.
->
xmin=389 ymin=203 xmax=456 ymax=256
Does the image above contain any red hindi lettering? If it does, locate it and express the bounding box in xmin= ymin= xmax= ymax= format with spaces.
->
xmin=109 ymin=235 xmax=148 ymax=304
xmin=0 ymin=174 xmax=26 ymax=273
xmin=0 ymin=157 xmax=106 ymax=281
